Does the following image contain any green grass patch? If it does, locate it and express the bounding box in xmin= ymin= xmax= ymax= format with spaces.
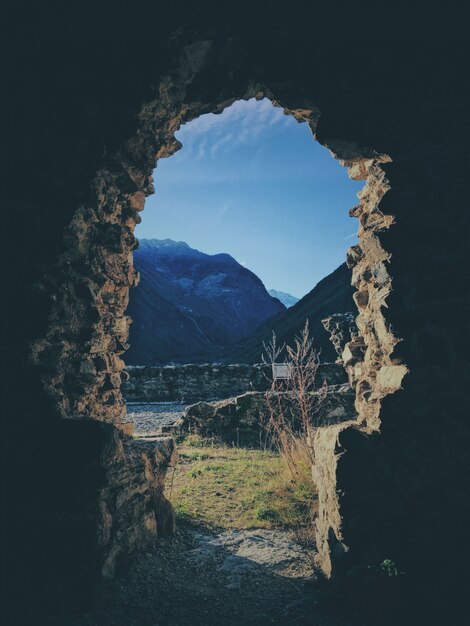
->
xmin=168 ymin=435 xmax=317 ymax=530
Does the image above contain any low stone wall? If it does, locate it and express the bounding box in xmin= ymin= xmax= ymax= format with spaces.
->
xmin=183 ymin=384 xmax=356 ymax=446
xmin=100 ymin=432 xmax=178 ymax=578
xmin=123 ymin=363 xmax=347 ymax=403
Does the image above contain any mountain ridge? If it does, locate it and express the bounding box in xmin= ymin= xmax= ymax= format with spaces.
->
xmin=268 ymin=289 xmax=299 ymax=308
xmin=125 ymin=239 xmax=285 ymax=365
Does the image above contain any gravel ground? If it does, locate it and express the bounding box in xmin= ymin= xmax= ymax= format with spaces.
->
xmin=125 ymin=402 xmax=186 ymax=436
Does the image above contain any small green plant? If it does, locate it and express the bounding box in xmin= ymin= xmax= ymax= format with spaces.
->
xmin=380 ymin=559 xmax=402 ymax=577
xmin=189 ymin=469 xmax=202 ymax=479
xmin=173 ymin=502 xmax=193 ymax=524
xmin=184 ymin=451 xmax=209 ymax=461
xmin=204 ymin=464 xmax=224 ymax=472
xmin=255 ymin=506 xmax=280 ymax=522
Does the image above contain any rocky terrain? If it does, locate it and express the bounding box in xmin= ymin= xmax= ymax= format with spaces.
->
xmin=125 ymin=239 xmax=285 ymax=365
xmin=227 ymin=264 xmax=355 ymax=364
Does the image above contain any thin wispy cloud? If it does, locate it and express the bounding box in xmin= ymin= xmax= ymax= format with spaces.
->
xmin=176 ymin=98 xmax=289 ymax=159
xmin=197 ymin=137 xmax=208 ymax=160
xmin=209 ymin=133 xmax=235 ymax=158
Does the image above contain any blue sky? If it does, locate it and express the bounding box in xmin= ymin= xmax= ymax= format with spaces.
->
xmin=136 ymin=98 xmax=363 ymax=299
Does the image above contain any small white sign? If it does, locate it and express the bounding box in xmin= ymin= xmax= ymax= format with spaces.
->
xmin=272 ymin=363 xmax=291 ymax=380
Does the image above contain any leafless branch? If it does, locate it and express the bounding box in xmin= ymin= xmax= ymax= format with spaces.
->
xmin=262 ymin=321 xmax=328 ymax=480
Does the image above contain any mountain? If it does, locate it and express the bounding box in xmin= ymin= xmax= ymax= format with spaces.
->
xmin=226 ymin=263 xmax=355 ymax=364
xmin=125 ymin=239 xmax=286 ymax=365
xmin=268 ymin=289 xmax=299 ymax=308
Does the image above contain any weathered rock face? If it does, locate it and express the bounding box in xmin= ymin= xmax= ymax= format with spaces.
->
xmin=99 ymin=434 xmax=178 ymax=577
xmin=184 ymin=385 xmax=356 ymax=446
xmin=322 ymin=313 xmax=359 ymax=364
xmin=123 ymin=362 xmax=347 ymax=403
xmin=3 ymin=5 xmax=469 ymax=622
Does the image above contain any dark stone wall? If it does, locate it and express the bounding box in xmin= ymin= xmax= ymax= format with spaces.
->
xmin=1 ymin=3 xmax=469 ymax=622
xmin=334 ymin=142 xmax=470 ymax=621
xmin=123 ymin=363 xmax=346 ymax=403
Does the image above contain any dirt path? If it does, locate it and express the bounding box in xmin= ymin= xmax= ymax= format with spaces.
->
xmin=40 ymin=523 xmax=362 ymax=626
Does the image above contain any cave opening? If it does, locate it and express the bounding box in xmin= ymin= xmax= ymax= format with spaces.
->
xmin=7 ymin=11 xmax=467 ymax=624
xmin=28 ymin=69 xmax=403 ymax=620
xmin=119 ymin=97 xmax=371 ymax=581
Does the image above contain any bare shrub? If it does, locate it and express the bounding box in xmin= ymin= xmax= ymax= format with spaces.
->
xmin=262 ymin=321 xmax=328 ymax=481
xmin=261 ymin=322 xmax=326 ymax=559
xmin=260 ymin=321 xmax=326 ymax=564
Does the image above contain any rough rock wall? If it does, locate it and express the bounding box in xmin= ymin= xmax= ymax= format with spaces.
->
xmin=123 ymin=363 xmax=347 ymax=403
xmin=322 ymin=313 xmax=359 ymax=364
xmin=2 ymin=6 xmax=469 ymax=620
xmin=311 ymin=94 xmax=470 ymax=620
xmin=312 ymin=152 xmax=406 ymax=574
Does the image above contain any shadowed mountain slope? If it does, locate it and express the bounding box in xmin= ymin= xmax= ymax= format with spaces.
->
xmin=226 ymin=263 xmax=355 ymax=364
